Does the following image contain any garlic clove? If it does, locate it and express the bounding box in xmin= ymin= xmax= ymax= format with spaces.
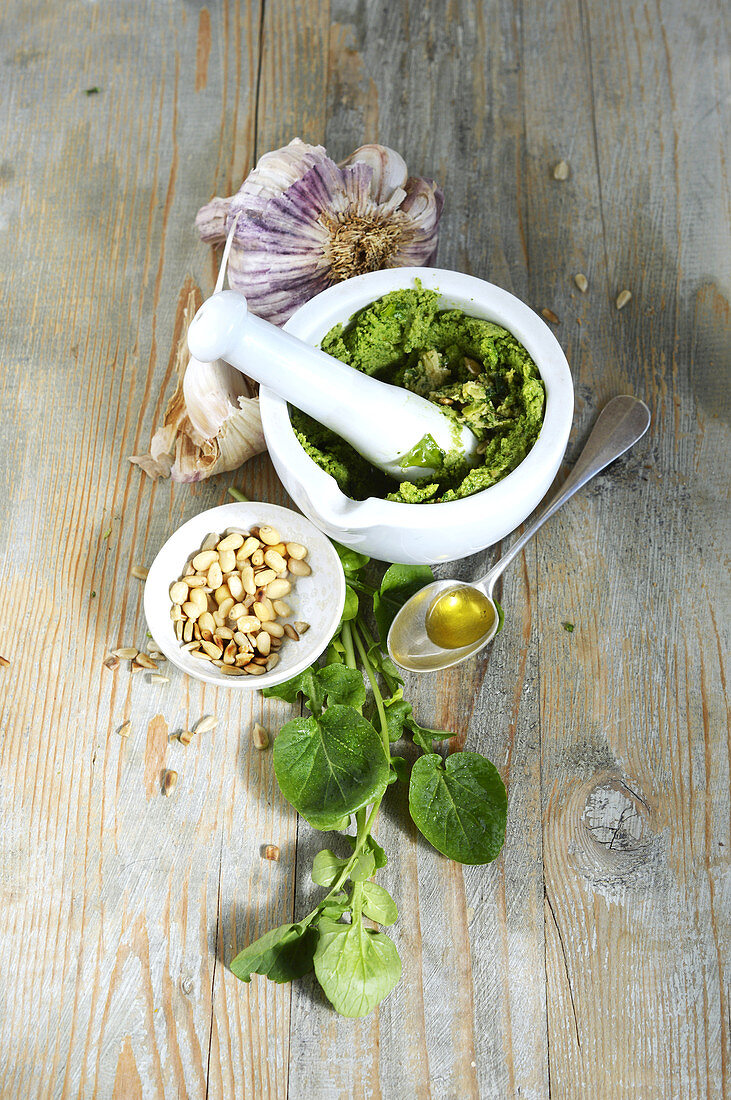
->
xmin=339 ymin=143 xmax=408 ymax=205
xmin=182 ymin=355 xmax=253 ymax=440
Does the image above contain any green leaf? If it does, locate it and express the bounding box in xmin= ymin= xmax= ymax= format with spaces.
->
xmin=317 ymin=892 xmax=349 ymax=920
xmin=366 ymin=643 xmax=403 ymax=694
xmin=230 ymin=922 xmax=317 ymax=984
xmin=314 ymin=918 xmax=401 ymax=1017
xmin=349 ymin=850 xmax=376 ymax=882
xmin=406 ymin=716 xmax=454 ymax=745
xmin=262 ymin=666 xmax=324 ymax=713
xmin=317 ymin=665 xmax=366 ymax=709
xmin=333 ymin=542 xmax=370 ymax=577
xmin=389 ymin=756 xmax=409 ymax=784
xmin=361 ymin=882 xmax=398 ymax=926
xmin=312 ymin=849 xmax=350 ymax=887
xmin=273 ymin=706 xmax=389 ymax=830
xmin=373 ymin=563 xmax=434 ymax=641
xmin=340 ymin=586 xmax=359 ymax=622
xmin=364 ymin=834 xmax=388 ymax=869
xmin=408 ymin=752 xmax=507 ymax=865
xmin=383 ymin=692 xmax=413 ymax=742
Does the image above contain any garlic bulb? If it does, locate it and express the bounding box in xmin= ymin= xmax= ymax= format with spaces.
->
xmin=129 ymin=283 xmax=265 ymax=482
xmin=195 ymin=139 xmax=444 ymax=325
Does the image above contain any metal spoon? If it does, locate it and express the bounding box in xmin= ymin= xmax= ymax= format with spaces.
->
xmin=387 ymin=395 xmax=651 ymax=673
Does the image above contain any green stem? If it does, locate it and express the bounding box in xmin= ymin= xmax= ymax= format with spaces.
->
xmin=352 ymin=622 xmax=389 ymax=755
xmin=227 ymin=487 xmax=249 ymax=502
xmin=340 ymin=620 xmax=357 ymax=671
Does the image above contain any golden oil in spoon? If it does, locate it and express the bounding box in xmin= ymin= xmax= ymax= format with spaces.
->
xmin=425 ymin=585 xmax=495 ymax=649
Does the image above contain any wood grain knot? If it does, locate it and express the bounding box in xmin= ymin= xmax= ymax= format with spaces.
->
xmin=567 ymin=773 xmax=668 ymax=898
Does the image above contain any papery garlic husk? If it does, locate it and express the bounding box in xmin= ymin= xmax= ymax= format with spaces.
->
xmin=196 ymin=139 xmax=444 ymax=326
xmin=129 ymin=284 xmax=265 ymax=482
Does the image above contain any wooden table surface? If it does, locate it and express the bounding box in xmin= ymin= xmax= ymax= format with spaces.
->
xmin=1 ymin=1 xmax=729 ymax=1097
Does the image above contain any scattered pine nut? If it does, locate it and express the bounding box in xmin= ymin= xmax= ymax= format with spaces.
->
xmin=574 ymin=273 xmax=588 ymax=293
xmin=130 ymin=663 xmax=145 ymax=673
xmin=179 ymin=730 xmax=194 ymax=745
xmin=162 ymin=770 xmax=178 ymax=796
xmin=264 ymin=844 xmax=280 ymax=861
xmin=0 ymin=655 xmax=10 ymax=667
xmin=135 ymin=654 xmax=158 ymax=670
xmin=541 ymin=308 xmax=560 ymax=324
xmin=149 ymin=674 xmax=169 ymax=684
xmin=118 ymin=721 xmax=131 ymax=738
xmin=114 ymin=647 xmax=138 ymax=660
xmin=553 ymin=160 xmax=569 ymax=180
xmin=103 ymin=655 xmax=119 ymax=671
xmin=616 ymin=289 xmax=632 ymax=310
xmin=252 ymin=723 xmax=270 ymax=749
xmin=258 ymin=526 xmax=281 ymax=546
xmin=131 ymin=565 xmax=149 ymax=580
xmin=194 ymin=715 xmax=217 ymax=735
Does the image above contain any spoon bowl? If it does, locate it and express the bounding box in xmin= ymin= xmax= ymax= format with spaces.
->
xmin=387 ymin=579 xmax=500 ymax=672
xmin=387 ymin=395 xmax=651 ymax=673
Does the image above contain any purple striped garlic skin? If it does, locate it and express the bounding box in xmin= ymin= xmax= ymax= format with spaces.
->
xmin=196 ymin=139 xmax=444 ymax=326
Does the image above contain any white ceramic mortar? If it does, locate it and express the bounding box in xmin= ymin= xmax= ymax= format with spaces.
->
xmin=259 ymin=268 xmax=574 ymax=564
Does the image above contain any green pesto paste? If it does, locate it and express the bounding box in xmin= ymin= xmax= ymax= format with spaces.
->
xmin=291 ymin=285 xmax=546 ymax=504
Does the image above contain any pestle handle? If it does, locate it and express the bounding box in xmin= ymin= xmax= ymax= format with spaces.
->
xmin=187 ymin=290 xmax=478 ymax=480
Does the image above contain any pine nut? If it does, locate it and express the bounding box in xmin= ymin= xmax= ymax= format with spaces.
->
xmin=113 ymin=647 xmax=139 ymax=660
xmin=616 ymin=289 xmax=632 ymax=309
xmin=131 ymin=565 xmax=149 ymax=580
xmin=245 ymin=663 xmax=266 ymax=675
xmin=201 ymin=532 xmax=219 ymax=551
xmin=175 ymin=620 xmax=184 ymax=640
xmin=241 ymin=536 xmax=260 ymax=558
xmin=183 ymin=619 xmax=194 ymax=642
xmin=252 ymin=723 xmax=269 ymax=749
xmin=574 ymin=273 xmax=588 ymax=292
xmin=266 ymin=654 xmax=280 ymax=670
xmin=170 ymin=581 xmax=188 ymax=604
xmin=254 ymin=569 xmax=277 ymax=586
xmin=253 ymin=601 xmax=274 ymax=622
xmin=214 ymin=584 xmax=232 ymax=606
xmin=283 ymin=624 xmax=300 ymax=641
xmin=170 ymin=604 xmax=183 ymax=621
xmin=217 ymin=533 xmax=244 ymax=552
xmin=179 ymin=730 xmax=194 ymax=745
xmin=195 ymin=716 xmax=217 ymax=734
xmin=293 ymin=622 xmax=310 ymax=634
xmin=118 ymin=720 xmax=131 ymax=738
xmin=200 ymin=639 xmax=221 ymax=659
xmin=255 ymin=632 xmax=271 ymax=656
xmin=272 ymin=600 xmax=292 ymax=617
xmin=269 ymin=542 xmax=287 ymax=556
xmin=182 ymin=601 xmax=200 ymax=620
xmin=251 ymin=548 xmax=265 ymax=567
xmin=258 ymin=526 xmax=281 ymax=546
xmin=135 ymin=654 xmax=159 ymax=669
xmin=207 ymin=561 xmax=223 ymax=590
xmin=287 ymin=558 xmax=311 ymax=577
xmin=285 ymin=543 xmax=307 ymax=560
xmin=266 ymin=579 xmax=292 ymax=599
xmin=219 ymin=664 xmax=246 ymax=675
xmin=264 ymin=549 xmax=287 ymax=572
xmin=216 ymin=626 xmax=234 ymax=640
xmin=236 ymin=615 xmax=261 ymax=633
xmin=241 ymin=566 xmax=257 ymax=595
xmin=163 ymin=770 xmax=177 ymax=795
xmin=190 ymin=587 xmax=208 ymax=613
xmin=192 ymin=550 xmax=218 ymax=571
xmin=219 ymin=549 xmax=236 ymax=573
xmin=149 ymin=674 xmax=169 ymax=684
xmin=186 ymin=574 xmax=207 ymax=588
xmin=264 ymin=844 xmax=280 ymax=860
xmin=190 ymin=649 xmax=212 ymax=660
xmin=228 ymin=574 xmax=244 ymax=601
xmin=198 ymin=611 xmax=216 ymax=634
xmin=262 ymin=621 xmax=284 ymax=637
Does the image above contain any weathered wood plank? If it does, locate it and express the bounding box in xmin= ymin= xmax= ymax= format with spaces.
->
xmin=519 ymin=0 xmax=730 ymax=1096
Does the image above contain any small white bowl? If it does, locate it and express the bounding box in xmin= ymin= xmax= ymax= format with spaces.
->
xmin=144 ymin=503 xmax=345 ymax=688
xmin=259 ymin=267 xmax=574 ymax=564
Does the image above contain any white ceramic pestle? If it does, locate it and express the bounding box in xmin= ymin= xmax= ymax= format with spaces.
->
xmin=186 ymin=289 xmax=480 ymax=483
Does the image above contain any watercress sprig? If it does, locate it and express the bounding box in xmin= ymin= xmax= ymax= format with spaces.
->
xmin=231 ymin=544 xmax=507 ymax=1017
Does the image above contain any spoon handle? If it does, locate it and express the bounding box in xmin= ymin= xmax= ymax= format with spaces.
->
xmin=481 ymin=395 xmax=651 ymax=595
